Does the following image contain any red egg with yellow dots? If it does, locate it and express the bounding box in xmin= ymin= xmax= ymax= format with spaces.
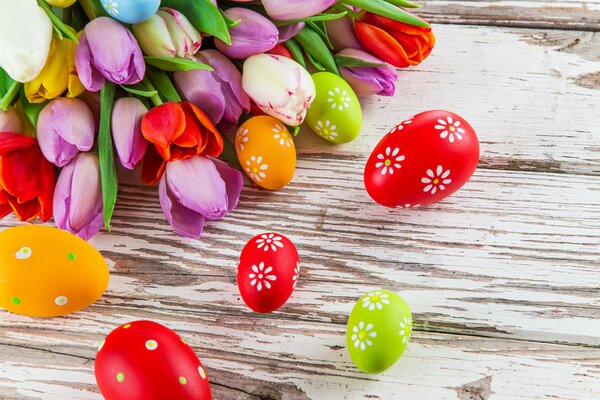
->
xmin=95 ymin=320 xmax=212 ymax=400
xmin=237 ymin=232 xmax=300 ymax=313
xmin=364 ymin=110 xmax=480 ymax=208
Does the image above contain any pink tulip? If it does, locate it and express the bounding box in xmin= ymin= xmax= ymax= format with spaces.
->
xmin=111 ymin=97 xmax=148 ymax=170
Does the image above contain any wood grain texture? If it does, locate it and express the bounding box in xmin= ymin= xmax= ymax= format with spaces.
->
xmin=1 ymin=6 xmax=600 ymax=400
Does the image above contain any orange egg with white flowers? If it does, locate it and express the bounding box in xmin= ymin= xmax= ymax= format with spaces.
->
xmin=235 ymin=116 xmax=296 ymax=190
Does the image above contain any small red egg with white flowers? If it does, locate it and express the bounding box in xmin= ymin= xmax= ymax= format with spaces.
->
xmin=237 ymin=232 xmax=300 ymax=313
xmin=95 ymin=320 xmax=212 ymax=400
xmin=364 ymin=110 xmax=480 ymax=208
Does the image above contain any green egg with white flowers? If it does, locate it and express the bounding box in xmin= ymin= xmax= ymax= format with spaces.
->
xmin=305 ymin=72 xmax=362 ymax=144
xmin=346 ymin=290 xmax=412 ymax=374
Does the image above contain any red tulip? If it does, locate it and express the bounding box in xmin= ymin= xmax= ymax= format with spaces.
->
xmin=0 ymin=132 xmax=55 ymax=222
xmin=355 ymin=12 xmax=435 ymax=68
xmin=140 ymin=102 xmax=223 ymax=184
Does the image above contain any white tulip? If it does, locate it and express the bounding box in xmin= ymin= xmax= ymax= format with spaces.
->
xmin=0 ymin=0 xmax=53 ymax=83
xmin=242 ymin=53 xmax=315 ymax=126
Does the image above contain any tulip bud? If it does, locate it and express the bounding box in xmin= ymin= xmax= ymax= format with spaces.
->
xmin=215 ymin=8 xmax=278 ymax=59
xmin=25 ymin=33 xmax=85 ymax=104
xmin=262 ymin=0 xmax=337 ymax=20
xmin=44 ymin=0 xmax=77 ymax=7
xmin=0 ymin=0 xmax=53 ymax=82
xmin=337 ymin=48 xmax=398 ymax=97
xmin=132 ymin=8 xmax=202 ymax=59
xmin=325 ymin=17 xmax=363 ymax=52
xmin=53 ymin=152 xmax=103 ymax=240
xmin=75 ymin=17 xmax=145 ymax=91
xmin=37 ymin=98 xmax=96 ymax=167
xmin=159 ymin=156 xmax=243 ymax=238
xmin=174 ymin=50 xmax=251 ymax=129
xmin=111 ymin=97 xmax=149 ymax=170
xmin=242 ymin=54 xmax=315 ymax=126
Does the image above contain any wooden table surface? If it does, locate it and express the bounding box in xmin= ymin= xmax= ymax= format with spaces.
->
xmin=1 ymin=1 xmax=599 ymax=399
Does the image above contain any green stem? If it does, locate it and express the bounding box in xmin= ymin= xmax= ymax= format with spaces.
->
xmin=142 ymin=77 xmax=163 ymax=107
xmin=0 ymin=82 xmax=21 ymax=112
xmin=332 ymin=3 xmax=360 ymax=19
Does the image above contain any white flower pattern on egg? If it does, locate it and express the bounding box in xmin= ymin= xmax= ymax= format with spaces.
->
xmin=248 ymin=262 xmax=277 ymax=292
xmin=15 ymin=247 xmax=32 ymax=260
xmin=422 ymin=166 xmax=451 ymax=195
xmin=255 ymin=233 xmax=284 ymax=252
xmin=327 ymin=88 xmax=351 ymax=111
xmin=292 ymin=262 xmax=300 ymax=288
xmin=390 ymin=118 xmax=413 ymax=133
xmin=351 ymin=321 xmax=377 ymax=351
xmin=399 ymin=316 xmax=412 ymax=344
xmin=314 ymin=120 xmax=338 ymax=141
xmin=236 ymin=128 xmax=249 ymax=152
xmin=55 ymin=296 xmax=68 ymax=306
xmin=362 ymin=291 xmax=390 ymax=311
xmin=375 ymin=147 xmax=405 ymax=175
xmin=245 ymin=156 xmax=268 ymax=183
xmin=273 ymin=124 xmax=292 ymax=147
xmin=103 ymin=1 xmax=119 ymax=16
xmin=435 ymin=116 xmax=465 ymax=143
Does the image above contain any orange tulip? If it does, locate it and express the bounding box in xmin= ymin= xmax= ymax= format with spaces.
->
xmin=140 ymin=102 xmax=224 ymax=184
xmin=0 ymin=132 xmax=55 ymax=221
xmin=355 ymin=12 xmax=435 ymax=68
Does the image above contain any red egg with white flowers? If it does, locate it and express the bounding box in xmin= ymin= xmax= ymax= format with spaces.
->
xmin=364 ymin=110 xmax=480 ymax=208
xmin=95 ymin=320 xmax=212 ymax=400
xmin=237 ymin=232 xmax=300 ymax=313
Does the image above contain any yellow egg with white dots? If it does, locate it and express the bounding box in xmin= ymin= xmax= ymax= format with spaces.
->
xmin=0 ymin=225 xmax=109 ymax=317
xmin=235 ymin=115 xmax=297 ymax=190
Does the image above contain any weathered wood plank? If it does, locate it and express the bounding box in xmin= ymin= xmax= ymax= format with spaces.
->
xmin=298 ymin=24 xmax=600 ymax=175
xmin=0 ymin=312 xmax=599 ymax=399
xmin=420 ymin=1 xmax=600 ymax=31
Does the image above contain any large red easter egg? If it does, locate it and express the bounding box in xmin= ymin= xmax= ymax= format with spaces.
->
xmin=95 ymin=320 xmax=212 ymax=400
xmin=237 ymin=232 xmax=300 ymax=313
xmin=364 ymin=110 xmax=480 ymax=208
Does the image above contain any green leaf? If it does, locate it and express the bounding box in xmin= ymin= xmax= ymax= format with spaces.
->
xmin=0 ymin=82 xmax=21 ymax=112
xmin=121 ymin=84 xmax=158 ymax=98
xmin=99 ymin=82 xmax=118 ymax=231
xmin=0 ymin=68 xmax=15 ymax=97
xmin=283 ymin=39 xmax=306 ymax=69
xmin=219 ymin=137 xmax=241 ymax=171
xmin=37 ymin=0 xmax=79 ymax=42
xmin=161 ymin=0 xmax=231 ymax=45
xmin=146 ymin=67 xmax=182 ymax=103
xmin=385 ymin=0 xmax=421 ymax=9
xmin=306 ymin=52 xmax=326 ymax=72
xmin=307 ymin=21 xmax=333 ymax=50
xmin=290 ymin=125 xmax=300 ymax=137
xmin=274 ymin=11 xmax=348 ymax=25
xmin=20 ymin=90 xmax=47 ymax=128
xmin=343 ymin=0 xmax=429 ymax=27
xmin=335 ymin=55 xmax=387 ymax=68
xmin=221 ymin=9 xmax=241 ymax=28
xmin=144 ymin=56 xmax=213 ymax=72
xmin=296 ymin=27 xmax=339 ymax=75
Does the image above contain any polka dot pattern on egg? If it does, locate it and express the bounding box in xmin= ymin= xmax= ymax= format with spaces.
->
xmin=179 ymin=376 xmax=187 ymax=385
xmin=55 ymin=296 xmax=68 ymax=306
xmin=116 ymin=372 xmax=125 ymax=383
xmin=15 ymin=247 xmax=32 ymax=260
xmin=11 ymin=297 xmax=20 ymax=305
xmin=145 ymin=340 xmax=158 ymax=351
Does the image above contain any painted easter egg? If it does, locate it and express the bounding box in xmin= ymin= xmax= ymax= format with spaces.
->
xmin=347 ymin=290 xmax=412 ymax=374
xmin=237 ymin=232 xmax=299 ymax=313
xmin=95 ymin=320 xmax=212 ymax=400
xmin=305 ymin=72 xmax=362 ymax=144
xmin=364 ymin=110 xmax=480 ymax=208
xmin=236 ymin=116 xmax=296 ymax=190
xmin=101 ymin=0 xmax=160 ymax=24
xmin=0 ymin=225 xmax=109 ymax=318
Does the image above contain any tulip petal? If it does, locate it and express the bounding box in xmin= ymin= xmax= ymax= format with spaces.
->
xmin=165 ymin=157 xmax=228 ymax=220
xmin=112 ymin=97 xmax=148 ymax=170
xmin=209 ymin=157 xmax=243 ymax=215
xmin=140 ymin=144 xmax=167 ymax=185
xmin=74 ymin=33 xmax=106 ymax=92
xmin=141 ymin=102 xmax=186 ymax=159
xmin=159 ymin=174 xmax=206 ymax=239
xmin=0 ymin=132 xmax=36 ymax=155
xmin=182 ymin=102 xmax=223 ymax=157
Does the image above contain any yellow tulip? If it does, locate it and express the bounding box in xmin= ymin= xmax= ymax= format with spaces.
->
xmin=44 ymin=0 xmax=77 ymax=7
xmin=24 ymin=33 xmax=85 ymax=104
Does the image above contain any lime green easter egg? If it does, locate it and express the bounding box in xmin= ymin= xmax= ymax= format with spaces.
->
xmin=305 ymin=72 xmax=362 ymax=144
xmin=346 ymin=290 xmax=412 ymax=374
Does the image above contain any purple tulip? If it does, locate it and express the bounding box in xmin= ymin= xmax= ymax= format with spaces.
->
xmin=215 ymin=8 xmax=278 ymax=59
xmin=37 ymin=97 xmax=95 ymax=167
xmin=111 ymin=97 xmax=148 ymax=170
xmin=159 ymin=156 xmax=243 ymax=238
xmin=278 ymin=22 xmax=304 ymax=43
xmin=326 ymin=17 xmax=363 ymax=52
xmin=53 ymin=152 xmax=103 ymax=240
xmin=337 ymin=48 xmax=398 ymax=97
xmin=262 ymin=0 xmax=337 ymax=20
xmin=174 ymin=50 xmax=251 ymax=130
xmin=75 ymin=17 xmax=145 ymax=92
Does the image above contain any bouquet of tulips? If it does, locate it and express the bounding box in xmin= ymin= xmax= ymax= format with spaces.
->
xmin=0 ymin=0 xmax=435 ymax=240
